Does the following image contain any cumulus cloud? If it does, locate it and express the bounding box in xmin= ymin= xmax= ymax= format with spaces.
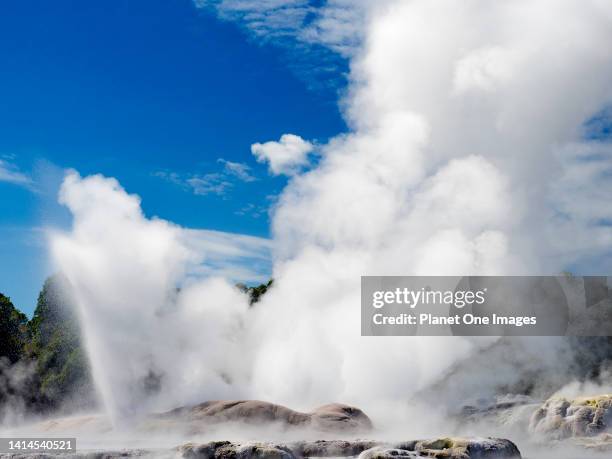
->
xmin=251 ymin=133 xmax=314 ymax=176
xmin=0 ymin=159 xmax=32 ymax=188
xmin=452 ymin=46 xmax=517 ymax=94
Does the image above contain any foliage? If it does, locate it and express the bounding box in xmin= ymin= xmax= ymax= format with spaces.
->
xmin=0 ymin=294 xmax=28 ymax=364
xmin=26 ymin=275 xmax=95 ymax=411
xmin=0 ymin=275 xmax=95 ymax=416
xmin=2 ymin=275 xmax=277 ymax=417
xmin=237 ymin=279 xmax=274 ymax=305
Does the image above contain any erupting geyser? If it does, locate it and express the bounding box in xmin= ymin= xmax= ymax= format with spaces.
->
xmin=47 ymin=0 xmax=612 ymax=444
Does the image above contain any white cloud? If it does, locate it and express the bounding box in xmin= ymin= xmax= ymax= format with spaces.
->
xmin=545 ymin=141 xmax=612 ymax=271
xmin=193 ymin=0 xmax=387 ymax=90
xmin=154 ymin=170 xmax=230 ymax=196
xmin=185 ymin=173 xmax=232 ymax=196
xmin=234 ymin=202 xmax=266 ymax=219
xmin=155 ymin=159 xmax=256 ymax=196
xmin=152 ymin=170 xmax=183 ymax=187
xmin=0 ymin=159 xmax=32 ymax=188
xmin=251 ymin=133 xmax=313 ymax=175
xmin=195 ymin=0 xmax=312 ymax=43
xmin=217 ymin=158 xmax=256 ymax=182
xmin=452 ymin=46 xmax=517 ymax=93
xmin=155 ymin=170 xmax=231 ymax=196
xmin=183 ymin=228 xmax=272 ymax=281
xmin=195 ymin=0 xmax=387 ymax=57
xmin=299 ymin=0 xmax=384 ymax=57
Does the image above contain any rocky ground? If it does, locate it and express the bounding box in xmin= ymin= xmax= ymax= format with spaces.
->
xmin=1 ymin=437 xmax=521 ymax=458
xmin=178 ymin=437 xmax=520 ymax=458
xmin=8 ymin=394 xmax=612 ymax=458
xmin=529 ymin=394 xmax=612 ymax=451
xmin=8 ymin=401 xmax=373 ymax=438
xmin=457 ymin=393 xmax=612 ymax=455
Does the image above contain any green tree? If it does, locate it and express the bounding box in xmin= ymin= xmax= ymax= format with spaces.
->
xmin=237 ymin=279 xmax=274 ymax=306
xmin=27 ymin=275 xmax=95 ymax=411
xmin=0 ymin=293 xmax=28 ymax=363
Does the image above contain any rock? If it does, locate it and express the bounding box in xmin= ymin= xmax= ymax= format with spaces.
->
xmin=460 ymin=395 xmax=536 ymax=419
xmin=179 ymin=441 xmax=234 ymax=459
xmin=289 ymin=439 xmax=379 ymax=456
xmin=179 ymin=441 xmax=296 ymax=459
xmin=25 ymin=401 xmax=372 ymax=436
xmin=461 ymin=438 xmax=522 ymax=459
xmin=0 ymin=438 xmax=521 ymax=459
xmin=413 ymin=437 xmax=521 ymax=459
xmin=160 ymin=400 xmax=309 ymax=425
xmin=358 ymin=446 xmax=419 ymax=458
xmin=156 ymin=400 xmax=372 ymax=434
xmin=530 ymin=394 xmax=612 ymax=439
xmin=235 ymin=443 xmax=295 ymax=459
xmin=574 ymin=432 xmax=612 ymax=451
xmin=177 ymin=438 xmax=521 ymax=459
xmin=458 ymin=394 xmax=540 ymax=434
xmin=33 ymin=413 xmax=113 ymax=435
xmin=310 ymin=403 xmax=373 ymax=432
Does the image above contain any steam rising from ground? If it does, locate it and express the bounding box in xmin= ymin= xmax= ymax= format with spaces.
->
xmin=49 ymin=0 xmax=612 ymax=434
xmin=0 ymin=359 xmax=36 ymax=426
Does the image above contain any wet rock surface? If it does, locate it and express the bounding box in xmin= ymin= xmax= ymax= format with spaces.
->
xmin=460 ymin=395 xmax=536 ymax=420
xmin=177 ymin=437 xmax=521 ymax=459
xmin=357 ymin=447 xmax=419 ymax=458
xmin=0 ymin=438 xmax=521 ymax=459
xmin=289 ymin=440 xmax=379 ymax=457
xmin=529 ymin=394 xmax=612 ymax=439
xmin=454 ymin=392 xmax=612 ymax=453
xmin=459 ymin=395 xmax=539 ymax=432
xmin=413 ymin=438 xmax=520 ymax=459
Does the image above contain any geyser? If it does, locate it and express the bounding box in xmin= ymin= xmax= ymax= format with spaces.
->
xmin=48 ymin=0 xmax=612 ymax=434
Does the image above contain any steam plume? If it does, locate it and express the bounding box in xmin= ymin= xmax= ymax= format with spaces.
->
xmin=49 ymin=0 xmax=612 ymax=427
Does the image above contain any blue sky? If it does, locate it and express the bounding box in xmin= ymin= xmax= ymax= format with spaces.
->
xmin=0 ymin=0 xmax=348 ymax=315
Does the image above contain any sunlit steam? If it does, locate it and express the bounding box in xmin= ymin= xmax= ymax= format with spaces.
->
xmin=49 ymin=0 xmax=612 ymax=435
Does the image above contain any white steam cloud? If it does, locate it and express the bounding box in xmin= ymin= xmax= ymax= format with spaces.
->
xmin=49 ymin=0 xmax=612 ymax=429
xmin=50 ymin=173 xmax=267 ymax=421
